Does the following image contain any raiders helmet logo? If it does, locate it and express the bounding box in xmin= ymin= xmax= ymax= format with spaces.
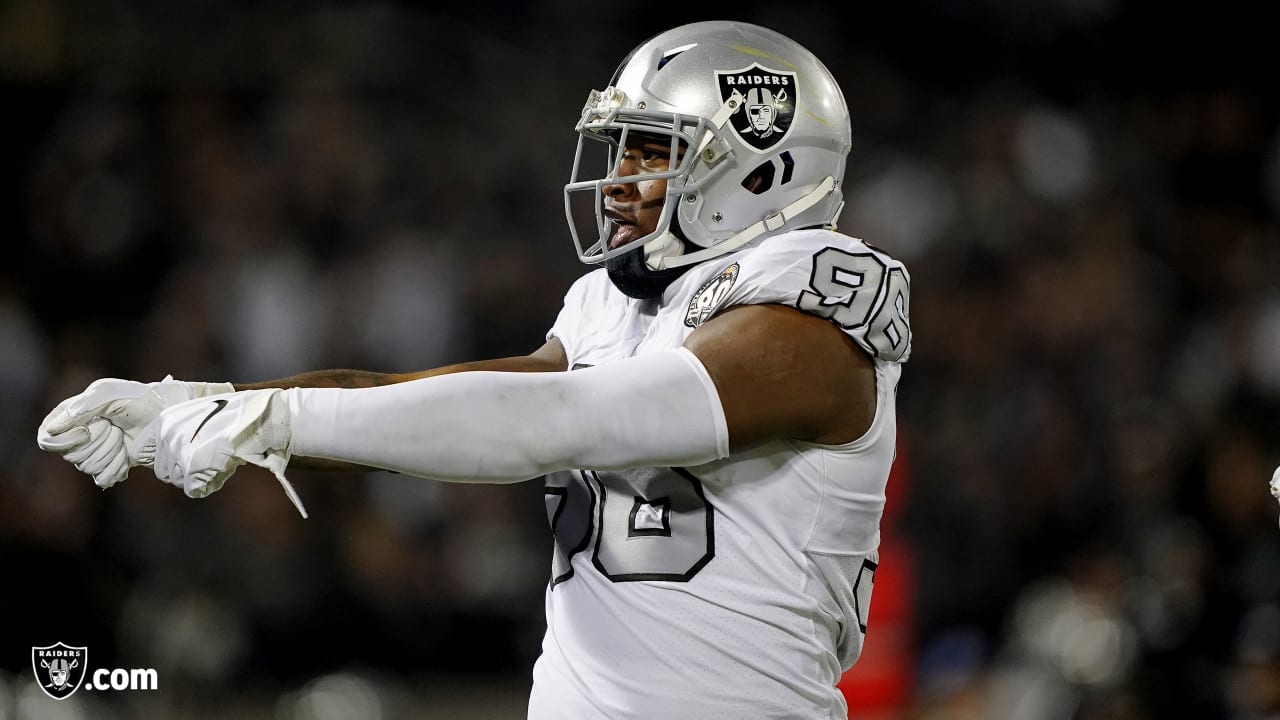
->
xmin=716 ymin=63 xmax=796 ymax=152
xmin=32 ymin=642 xmax=88 ymax=700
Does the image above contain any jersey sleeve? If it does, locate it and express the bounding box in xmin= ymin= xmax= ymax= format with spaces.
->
xmin=720 ymin=230 xmax=912 ymax=363
xmin=547 ymin=274 xmax=588 ymax=361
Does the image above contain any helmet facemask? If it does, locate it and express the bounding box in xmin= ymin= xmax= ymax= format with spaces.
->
xmin=565 ymin=87 xmax=737 ymax=275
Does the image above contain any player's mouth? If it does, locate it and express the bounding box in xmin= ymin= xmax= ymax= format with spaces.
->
xmin=609 ymin=220 xmax=639 ymax=249
xmin=605 ymin=209 xmax=638 ymax=249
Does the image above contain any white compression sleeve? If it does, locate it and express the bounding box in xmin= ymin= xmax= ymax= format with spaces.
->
xmin=286 ymin=348 xmax=730 ymax=482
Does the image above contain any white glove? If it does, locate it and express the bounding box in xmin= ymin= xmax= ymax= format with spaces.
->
xmin=37 ymin=376 xmax=235 ymax=488
xmin=140 ymin=389 xmax=307 ymax=518
xmin=38 ymin=417 xmax=130 ymax=483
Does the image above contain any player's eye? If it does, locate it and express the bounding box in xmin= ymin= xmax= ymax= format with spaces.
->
xmin=617 ymin=147 xmax=669 ymax=170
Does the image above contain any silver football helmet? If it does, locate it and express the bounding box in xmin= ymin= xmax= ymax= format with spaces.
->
xmin=565 ymin=21 xmax=852 ymax=271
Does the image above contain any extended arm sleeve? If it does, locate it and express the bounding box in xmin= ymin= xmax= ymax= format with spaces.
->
xmin=286 ymin=348 xmax=729 ymax=483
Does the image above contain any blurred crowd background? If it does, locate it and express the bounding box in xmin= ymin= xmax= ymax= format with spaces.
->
xmin=2 ymin=1 xmax=1278 ymax=718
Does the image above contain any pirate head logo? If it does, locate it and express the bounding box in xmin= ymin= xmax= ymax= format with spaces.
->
xmin=32 ymin=642 xmax=87 ymax=700
xmin=716 ymin=63 xmax=796 ymax=152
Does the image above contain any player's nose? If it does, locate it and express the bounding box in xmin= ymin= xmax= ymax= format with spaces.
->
xmin=601 ymin=152 xmax=641 ymax=198
xmin=602 ymin=171 xmax=634 ymax=199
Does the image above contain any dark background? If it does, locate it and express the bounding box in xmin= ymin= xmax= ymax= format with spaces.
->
xmin=2 ymin=1 xmax=1278 ymax=718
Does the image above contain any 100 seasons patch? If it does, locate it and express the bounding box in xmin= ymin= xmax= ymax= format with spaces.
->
xmin=685 ymin=263 xmax=740 ymax=327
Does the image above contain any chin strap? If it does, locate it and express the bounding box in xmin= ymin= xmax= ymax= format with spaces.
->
xmin=642 ymin=230 xmax=685 ymax=270
xmin=650 ymin=176 xmax=837 ymax=270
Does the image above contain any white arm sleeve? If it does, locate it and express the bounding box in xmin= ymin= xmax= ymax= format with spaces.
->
xmin=287 ymin=348 xmax=730 ymax=483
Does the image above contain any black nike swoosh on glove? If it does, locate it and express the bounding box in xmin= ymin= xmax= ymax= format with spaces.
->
xmin=191 ymin=399 xmax=229 ymax=442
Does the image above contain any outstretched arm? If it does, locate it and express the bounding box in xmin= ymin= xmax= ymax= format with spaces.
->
xmin=233 ymin=339 xmax=569 ymax=391
xmin=37 ymin=339 xmax=569 ymax=480
xmin=234 ymin=340 xmax=569 ymax=472
xmin=146 ymin=304 xmax=874 ymax=496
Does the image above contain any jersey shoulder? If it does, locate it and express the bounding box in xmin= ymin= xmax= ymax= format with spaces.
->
xmin=700 ymin=229 xmax=913 ymax=363
xmin=546 ymin=268 xmax=628 ymax=358
xmin=560 ymin=267 xmax=617 ymax=312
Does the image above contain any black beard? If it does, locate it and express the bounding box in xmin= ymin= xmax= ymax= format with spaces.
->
xmin=605 ymin=245 xmax=692 ymax=299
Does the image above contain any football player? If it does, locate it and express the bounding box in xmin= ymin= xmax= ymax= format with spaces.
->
xmin=39 ymin=21 xmax=911 ymax=719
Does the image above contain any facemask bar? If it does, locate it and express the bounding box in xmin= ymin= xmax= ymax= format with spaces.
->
xmin=565 ymin=89 xmax=727 ymax=265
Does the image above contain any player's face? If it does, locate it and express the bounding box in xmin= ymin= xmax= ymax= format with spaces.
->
xmin=749 ymin=104 xmax=773 ymax=131
xmin=602 ymin=133 xmax=683 ymax=249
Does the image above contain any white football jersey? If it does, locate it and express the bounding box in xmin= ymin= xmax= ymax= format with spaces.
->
xmin=528 ymin=229 xmax=911 ymax=719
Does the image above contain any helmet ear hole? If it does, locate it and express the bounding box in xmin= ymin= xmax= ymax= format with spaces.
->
xmin=741 ymin=161 xmax=776 ymax=195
